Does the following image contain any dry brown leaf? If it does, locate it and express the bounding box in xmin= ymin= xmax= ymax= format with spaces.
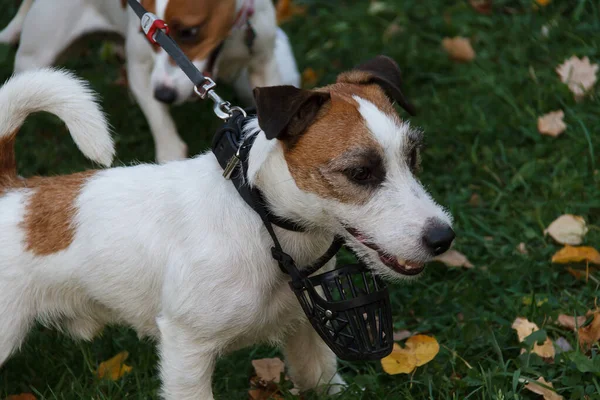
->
xmin=442 ymin=37 xmax=476 ymax=62
xmin=544 ymin=215 xmax=587 ymax=245
xmin=517 ymin=242 xmax=528 ymax=255
xmin=534 ymin=0 xmax=551 ymax=6
xmin=524 ymin=377 xmax=563 ymax=400
xmin=301 ymin=67 xmax=318 ymax=88
xmin=557 ymin=314 xmax=587 ymax=331
xmin=276 ymin=0 xmax=306 ymax=24
xmin=248 ymin=376 xmax=284 ymax=400
xmin=252 ymin=358 xmax=285 ymax=383
xmin=5 ymin=394 xmax=37 ymax=400
xmin=511 ymin=317 xmax=555 ymax=359
xmin=383 ymin=22 xmax=403 ymax=42
xmin=468 ymin=193 xmax=481 ymax=207
xmin=579 ymin=310 xmax=600 ymax=352
xmin=556 ymin=56 xmax=598 ymax=100
xmin=469 ymin=0 xmax=492 ymax=14
xmin=380 ymin=335 xmax=439 ymax=374
xmin=537 ymin=110 xmax=567 ymax=137
xmin=551 ymin=245 xmax=600 ymax=265
xmin=96 ymin=351 xmax=132 ymax=380
xmin=393 ymin=329 xmax=412 ymax=341
xmin=434 ymin=249 xmax=474 ymax=268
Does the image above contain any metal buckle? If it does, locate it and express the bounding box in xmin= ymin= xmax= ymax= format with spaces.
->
xmin=194 ymin=79 xmax=248 ymax=121
xmin=141 ymin=12 xmax=170 ymax=44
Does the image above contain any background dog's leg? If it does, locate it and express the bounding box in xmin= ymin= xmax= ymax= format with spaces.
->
xmin=157 ymin=316 xmax=217 ymax=400
xmin=125 ymin=28 xmax=187 ymax=163
xmin=0 ymin=0 xmax=34 ymax=45
xmin=13 ymin=1 xmax=117 ymax=72
xmin=283 ymin=319 xmax=347 ymax=395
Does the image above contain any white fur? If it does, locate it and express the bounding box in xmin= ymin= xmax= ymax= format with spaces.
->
xmin=0 ymin=71 xmax=452 ymax=399
xmin=0 ymin=69 xmax=114 ymax=166
xmin=2 ymin=0 xmax=300 ymax=163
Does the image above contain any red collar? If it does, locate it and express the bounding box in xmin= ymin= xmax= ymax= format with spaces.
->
xmin=233 ymin=0 xmax=255 ymax=29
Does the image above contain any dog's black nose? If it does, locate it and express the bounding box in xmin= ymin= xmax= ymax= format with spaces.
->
xmin=422 ymin=220 xmax=455 ymax=256
xmin=154 ymin=86 xmax=177 ymax=104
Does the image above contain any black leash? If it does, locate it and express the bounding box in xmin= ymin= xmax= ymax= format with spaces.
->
xmin=127 ymin=0 xmax=342 ymax=277
xmin=126 ymin=0 xmax=239 ymax=120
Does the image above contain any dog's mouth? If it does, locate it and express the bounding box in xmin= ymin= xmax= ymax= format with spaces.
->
xmin=345 ymin=228 xmax=425 ymax=276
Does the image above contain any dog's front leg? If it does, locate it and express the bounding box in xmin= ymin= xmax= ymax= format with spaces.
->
xmin=283 ymin=318 xmax=347 ymax=395
xmin=157 ymin=316 xmax=217 ymax=400
xmin=125 ymin=24 xmax=187 ymax=163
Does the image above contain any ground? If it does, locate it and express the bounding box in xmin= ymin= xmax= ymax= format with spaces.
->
xmin=1 ymin=0 xmax=599 ymax=399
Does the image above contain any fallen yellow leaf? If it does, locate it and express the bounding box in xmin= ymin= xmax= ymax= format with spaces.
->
xmin=434 ymin=249 xmax=474 ymax=268
xmin=406 ymin=335 xmax=440 ymax=366
xmin=551 ymin=245 xmax=600 ymax=265
xmin=556 ymin=314 xmax=587 ymax=331
xmin=544 ymin=215 xmax=587 ymax=245
xmin=96 ymin=351 xmax=132 ymax=381
xmin=537 ymin=110 xmax=566 ymax=137
xmin=381 ymin=343 xmax=417 ymax=375
xmin=251 ymin=357 xmax=285 ymax=383
xmin=381 ymin=335 xmax=439 ymax=374
xmin=578 ymin=310 xmax=600 ymax=352
xmin=522 ymin=295 xmax=548 ymax=307
xmin=442 ymin=37 xmax=476 ymax=62
xmin=524 ymin=377 xmax=563 ymax=400
xmin=275 ymin=0 xmax=306 ymax=24
xmin=5 ymin=394 xmax=37 ymax=400
xmin=556 ymin=56 xmax=598 ymax=101
xmin=511 ymin=317 xmax=555 ymax=359
xmin=534 ymin=0 xmax=551 ymax=6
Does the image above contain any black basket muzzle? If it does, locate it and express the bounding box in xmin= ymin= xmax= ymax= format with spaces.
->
xmin=290 ymin=263 xmax=394 ymax=361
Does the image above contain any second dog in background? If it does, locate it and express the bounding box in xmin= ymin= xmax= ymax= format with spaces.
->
xmin=0 ymin=0 xmax=300 ymax=162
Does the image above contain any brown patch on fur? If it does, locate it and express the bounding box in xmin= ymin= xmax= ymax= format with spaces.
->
xmin=22 ymin=171 xmax=96 ymax=255
xmin=0 ymin=130 xmax=18 ymax=188
xmin=0 ymin=158 xmax=96 ymax=255
xmin=164 ymin=0 xmax=236 ymax=65
xmin=283 ymin=85 xmax=388 ymax=204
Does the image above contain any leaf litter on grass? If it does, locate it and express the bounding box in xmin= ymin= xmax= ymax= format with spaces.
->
xmin=537 ymin=110 xmax=566 ymax=137
xmin=95 ymin=351 xmax=132 ymax=380
xmin=544 ymin=215 xmax=588 ymax=245
xmin=524 ymin=377 xmax=563 ymax=400
xmin=511 ymin=317 xmax=555 ymax=359
xmin=381 ymin=335 xmax=440 ymax=375
xmin=442 ymin=37 xmax=476 ymax=62
xmin=556 ymin=56 xmax=598 ymax=101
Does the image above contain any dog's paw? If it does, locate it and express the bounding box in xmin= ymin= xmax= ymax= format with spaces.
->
xmin=326 ymin=373 xmax=347 ymax=395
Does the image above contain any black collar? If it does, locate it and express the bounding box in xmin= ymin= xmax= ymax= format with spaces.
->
xmin=211 ymin=111 xmax=305 ymax=232
xmin=211 ymin=111 xmax=344 ymax=277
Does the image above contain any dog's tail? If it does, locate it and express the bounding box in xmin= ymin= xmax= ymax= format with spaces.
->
xmin=0 ymin=69 xmax=115 ymax=178
xmin=0 ymin=0 xmax=34 ymax=44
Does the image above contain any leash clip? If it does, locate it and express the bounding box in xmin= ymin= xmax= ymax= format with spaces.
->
xmin=141 ymin=12 xmax=170 ymax=44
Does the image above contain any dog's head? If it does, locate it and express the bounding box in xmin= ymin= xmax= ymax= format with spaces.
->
xmin=249 ymin=56 xmax=454 ymax=281
xmin=141 ymin=0 xmax=237 ymax=105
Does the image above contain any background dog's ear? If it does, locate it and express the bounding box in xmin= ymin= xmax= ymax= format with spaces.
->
xmin=253 ymin=86 xmax=331 ymax=142
xmin=337 ymin=55 xmax=416 ymax=116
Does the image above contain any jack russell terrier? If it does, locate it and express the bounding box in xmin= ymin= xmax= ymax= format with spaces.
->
xmin=0 ymin=0 xmax=300 ymax=163
xmin=0 ymin=56 xmax=454 ymax=399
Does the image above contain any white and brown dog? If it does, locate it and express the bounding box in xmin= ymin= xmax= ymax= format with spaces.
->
xmin=0 ymin=57 xmax=454 ymax=399
xmin=0 ymin=0 xmax=300 ymax=162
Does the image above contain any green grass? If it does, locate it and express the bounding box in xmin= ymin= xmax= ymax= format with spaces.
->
xmin=1 ymin=0 xmax=600 ymax=398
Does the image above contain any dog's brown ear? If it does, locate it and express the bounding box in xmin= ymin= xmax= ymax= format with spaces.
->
xmin=253 ymin=86 xmax=330 ymax=142
xmin=337 ymin=55 xmax=416 ymax=116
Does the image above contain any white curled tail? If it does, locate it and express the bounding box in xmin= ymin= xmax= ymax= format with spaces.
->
xmin=0 ymin=68 xmax=115 ymax=168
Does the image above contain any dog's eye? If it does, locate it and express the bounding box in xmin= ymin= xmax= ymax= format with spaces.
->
xmin=175 ymin=25 xmax=201 ymax=43
xmin=347 ymin=167 xmax=372 ymax=182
